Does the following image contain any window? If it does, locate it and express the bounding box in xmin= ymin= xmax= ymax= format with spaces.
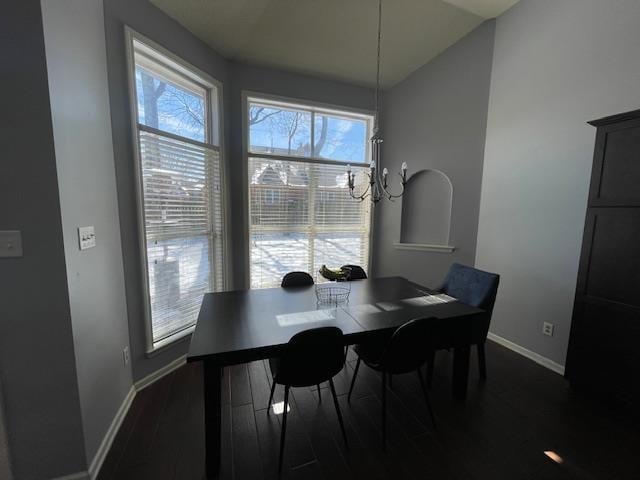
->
xmin=128 ymin=32 xmax=226 ymax=349
xmin=247 ymin=96 xmax=373 ymax=289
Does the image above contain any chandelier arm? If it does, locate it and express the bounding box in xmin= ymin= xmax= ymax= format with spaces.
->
xmin=349 ymin=190 xmax=369 ymax=201
xmin=349 ymin=177 xmax=372 ymax=202
xmin=378 ymin=172 xmax=407 ymax=199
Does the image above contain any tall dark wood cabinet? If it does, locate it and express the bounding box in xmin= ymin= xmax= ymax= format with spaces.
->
xmin=566 ymin=109 xmax=640 ymax=414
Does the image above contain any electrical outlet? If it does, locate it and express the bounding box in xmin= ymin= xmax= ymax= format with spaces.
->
xmin=123 ymin=346 xmax=130 ymax=365
xmin=543 ymin=322 xmax=554 ymax=337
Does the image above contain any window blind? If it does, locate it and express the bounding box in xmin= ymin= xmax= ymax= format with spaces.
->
xmin=249 ymin=157 xmax=371 ymax=289
xmin=139 ymin=129 xmax=224 ymax=343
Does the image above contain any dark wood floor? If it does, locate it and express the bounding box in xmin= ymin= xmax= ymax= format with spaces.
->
xmin=97 ymin=341 xmax=640 ymax=480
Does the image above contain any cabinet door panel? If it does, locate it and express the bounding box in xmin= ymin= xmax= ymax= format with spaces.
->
xmin=569 ymin=298 xmax=640 ymax=406
xmin=590 ymin=119 xmax=640 ymax=206
xmin=583 ymin=209 xmax=640 ymax=307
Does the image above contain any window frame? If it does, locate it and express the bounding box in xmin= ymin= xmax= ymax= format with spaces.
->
xmin=125 ymin=28 xmax=229 ymax=354
xmin=242 ymin=91 xmax=375 ymax=289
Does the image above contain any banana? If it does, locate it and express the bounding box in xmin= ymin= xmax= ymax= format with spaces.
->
xmin=319 ymin=265 xmax=349 ymax=281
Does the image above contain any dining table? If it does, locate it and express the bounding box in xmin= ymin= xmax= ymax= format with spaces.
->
xmin=187 ymin=276 xmax=484 ymax=479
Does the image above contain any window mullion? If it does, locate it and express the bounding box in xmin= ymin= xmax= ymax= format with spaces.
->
xmin=310 ymin=110 xmax=316 ymax=158
xmin=308 ymin=163 xmax=317 ymax=276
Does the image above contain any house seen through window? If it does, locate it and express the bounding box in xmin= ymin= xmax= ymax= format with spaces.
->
xmin=247 ymin=97 xmax=374 ymax=289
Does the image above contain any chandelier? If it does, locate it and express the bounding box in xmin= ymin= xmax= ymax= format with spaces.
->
xmin=348 ymin=0 xmax=408 ymax=203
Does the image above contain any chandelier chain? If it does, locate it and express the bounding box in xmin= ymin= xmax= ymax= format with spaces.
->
xmin=374 ymin=0 xmax=382 ymax=134
xmin=348 ymin=0 xmax=408 ymax=204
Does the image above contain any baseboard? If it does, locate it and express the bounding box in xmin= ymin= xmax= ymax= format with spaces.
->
xmin=487 ymin=332 xmax=565 ymax=375
xmin=62 ymin=355 xmax=188 ymax=480
xmin=53 ymin=471 xmax=90 ymax=480
xmin=87 ymin=385 xmax=136 ymax=479
xmin=133 ymin=354 xmax=187 ymax=392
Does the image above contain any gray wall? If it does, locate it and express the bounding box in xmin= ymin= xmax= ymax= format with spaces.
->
xmin=103 ymin=0 xmax=231 ymax=381
xmin=476 ymin=0 xmax=640 ymax=366
xmin=373 ymin=21 xmax=496 ymax=288
xmin=0 ymin=1 xmax=87 ymax=478
xmin=228 ymin=62 xmax=375 ymax=289
xmin=42 ymin=0 xmax=133 ymax=466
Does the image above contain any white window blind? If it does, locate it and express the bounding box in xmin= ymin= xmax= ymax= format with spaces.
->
xmin=247 ymin=98 xmax=373 ymax=289
xmin=130 ymin=34 xmax=225 ymax=348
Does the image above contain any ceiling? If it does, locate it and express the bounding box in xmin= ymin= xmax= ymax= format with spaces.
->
xmin=150 ymin=0 xmax=519 ymax=88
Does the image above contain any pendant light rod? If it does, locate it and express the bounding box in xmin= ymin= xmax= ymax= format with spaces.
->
xmin=374 ymin=0 xmax=382 ymax=135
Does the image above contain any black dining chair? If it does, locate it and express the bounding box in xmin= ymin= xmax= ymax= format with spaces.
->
xmin=340 ymin=264 xmax=368 ymax=280
xmin=348 ymin=318 xmax=438 ymax=447
xmin=281 ymin=271 xmax=314 ymax=287
xmin=267 ymin=327 xmax=348 ymax=471
xmin=428 ymin=263 xmax=500 ymax=383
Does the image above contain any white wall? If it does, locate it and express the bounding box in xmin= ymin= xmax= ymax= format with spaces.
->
xmin=42 ymin=0 xmax=133 ymax=467
xmin=476 ymin=0 xmax=640 ymax=365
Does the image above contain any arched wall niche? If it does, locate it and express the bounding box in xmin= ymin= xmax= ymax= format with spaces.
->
xmin=396 ymin=169 xmax=455 ymax=253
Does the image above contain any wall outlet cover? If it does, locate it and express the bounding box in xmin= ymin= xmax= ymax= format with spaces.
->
xmin=543 ymin=322 xmax=555 ymax=337
xmin=0 ymin=230 xmax=23 ymax=258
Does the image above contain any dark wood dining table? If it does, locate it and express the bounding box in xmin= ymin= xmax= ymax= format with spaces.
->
xmin=187 ymin=276 xmax=484 ymax=479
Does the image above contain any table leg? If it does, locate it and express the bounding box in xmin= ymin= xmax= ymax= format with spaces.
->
xmin=203 ymin=360 xmax=222 ymax=479
xmin=452 ymin=346 xmax=470 ymax=400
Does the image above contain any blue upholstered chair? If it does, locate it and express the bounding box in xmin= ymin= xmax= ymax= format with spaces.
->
xmin=430 ymin=263 xmax=500 ymax=381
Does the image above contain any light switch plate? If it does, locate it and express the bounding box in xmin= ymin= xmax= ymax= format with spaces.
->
xmin=78 ymin=226 xmax=96 ymax=250
xmin=0 ymin=231 xmax=23 ymax=258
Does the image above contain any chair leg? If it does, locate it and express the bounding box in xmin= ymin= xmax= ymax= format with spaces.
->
xmin=477 ymin=342 xmax=487 ymax=380
xmin=278 ymin=386 xmax=290 ymax=472
xmin=348 ymin=357 xmax=361 ymax=402
xmin=329 ymin=379 xmax=349 ymax=449
xmin=417 ymin=369 xmax=437 ymax=431
xmin=267 ymin=380 xmax=276 ymax=414
xmin=381 ymin=371 xmax=387 ymax=449
xmin=317 ymin=384 xmax=322 ymax=399
xmin=426 ymin=349 xmax=435 ymax=388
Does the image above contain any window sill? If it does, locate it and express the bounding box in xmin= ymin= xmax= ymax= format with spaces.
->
xmin=146 ymin=325 xmax=194 ymax=357
xmin=393 ymin=242 xmax=456 ymax=253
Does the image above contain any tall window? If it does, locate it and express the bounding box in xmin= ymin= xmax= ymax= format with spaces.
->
xmin=129 ymin=32 xmax=225 ymax=349
xmin=247 ymin=96 xmax=373 ymax=289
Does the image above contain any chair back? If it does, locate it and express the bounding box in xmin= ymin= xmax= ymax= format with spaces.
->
xmin=439 ymin=263 xmax=500 ymax=339
xmin=275 ymin=327 xmax=345 ymax=387
xmin=341 ymin=264 xmax=367 ymax=280
xmin=281 ymin=271 xmax=314 ymax=287
xmin=380 ymin=317 xmax=438 ymax=375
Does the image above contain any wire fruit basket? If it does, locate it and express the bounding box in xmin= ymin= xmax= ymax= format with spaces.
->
xmin=315 ymin=282 xmax=351 ymax=305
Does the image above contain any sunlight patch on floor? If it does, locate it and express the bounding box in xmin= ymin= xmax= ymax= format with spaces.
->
xmin=271 ymin=401 xmax=291 ymax=415
xmin=544 ymin=450 xmax=564 ymax=464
